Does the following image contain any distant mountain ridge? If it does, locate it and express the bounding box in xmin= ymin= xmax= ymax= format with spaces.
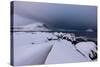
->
xmin=13 ymin=22 xmax=51 ymax=31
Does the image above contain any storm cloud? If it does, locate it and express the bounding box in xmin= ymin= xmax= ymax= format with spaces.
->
xmin=12 ymin=1 xmax=97 ymax=31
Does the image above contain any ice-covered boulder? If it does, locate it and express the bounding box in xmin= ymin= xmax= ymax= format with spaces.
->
xmin=63 ymin=33 xmax=76 ymax=41
xmin=53 ymin=32 xmax=76 ymax=42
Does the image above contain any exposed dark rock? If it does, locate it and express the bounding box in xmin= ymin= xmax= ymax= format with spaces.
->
xmin=72 ymin=41 xmax=78 ymax=45
xmin=89 ymin=50 xmax=97 ymax=60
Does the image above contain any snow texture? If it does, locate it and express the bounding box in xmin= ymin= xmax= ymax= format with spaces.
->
xmin=13 ymin=32 xmax=54 ymax=66
xmin=75 ymin=42 xmax=97 ymax=60
xmin=13 ymin=31 xmax=97 ymax=66
xmin=45 ymin=40 xmax=91 ymax=64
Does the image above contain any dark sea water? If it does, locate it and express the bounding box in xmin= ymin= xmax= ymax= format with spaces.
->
xmin=72 ymin=32 xmax=97 ymax=41
xmin=72 ymin=32 xmax=97 ymax=38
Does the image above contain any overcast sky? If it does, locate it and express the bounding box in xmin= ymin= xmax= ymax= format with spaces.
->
xmin=12 ymin=1 xmax=97 ymax=31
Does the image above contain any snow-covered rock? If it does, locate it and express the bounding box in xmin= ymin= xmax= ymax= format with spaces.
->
xmin=75 ymin=42 xmax=97 ymax=60
xmin=45 ymin=40 xmax=90 ymax=64
xmin=54 ymin=32 xmax=76 ymax=41
xmin=63 ymin=33 xmax=76 ymax=41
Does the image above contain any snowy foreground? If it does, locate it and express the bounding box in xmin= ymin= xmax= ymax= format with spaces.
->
xmin=13 ymin=32 xmax=97 ymax=66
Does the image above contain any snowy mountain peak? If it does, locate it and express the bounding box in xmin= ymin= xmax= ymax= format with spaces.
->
xmin=24 ymin=23 xmax=47 ymax=28
xmin=13 ymin=22 xmax=51 ymax=31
